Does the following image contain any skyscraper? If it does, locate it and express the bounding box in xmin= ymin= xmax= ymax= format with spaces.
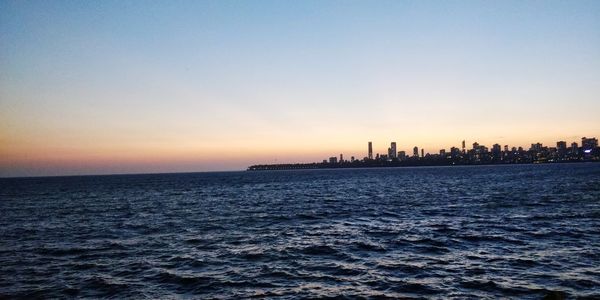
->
xmin=462 ymin=140 xmax=466 ymax=153
xmin=390 ymin=142 xmax=397 ymax=159
xmin=413 ymin=146 xmax=419 ymax=157
xmin=368 ymin=142 xmax=373 ymax=159
xmin=421 ymin=149 xmax=424 ymax=158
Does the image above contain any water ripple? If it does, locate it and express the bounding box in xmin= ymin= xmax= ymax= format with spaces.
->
xmin=1 ymin=164 xmax=599 ymax=298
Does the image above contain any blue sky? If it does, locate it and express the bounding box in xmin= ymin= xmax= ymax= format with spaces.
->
xmin=1 ymin=1 xmax=600 ymax=176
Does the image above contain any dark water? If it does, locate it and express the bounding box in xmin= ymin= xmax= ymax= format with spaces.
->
xmin=1 ymin=164 xmax=600 ymax=299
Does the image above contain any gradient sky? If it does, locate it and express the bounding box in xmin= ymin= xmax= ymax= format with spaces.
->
xmin=1 ymin=0 xmax=600 ymax=177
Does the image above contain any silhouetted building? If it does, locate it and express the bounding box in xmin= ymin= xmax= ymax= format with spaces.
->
xmin=557 ymin=141 xmax=567 ymax=157
xmin=450 ymin=147 xmax=460 ymax=158
xmin=398 ymin=151 xmax=406 ymax=160
xmin=462 ymin=140 xmax=466 ymax=153
xmin=368 ymin=142 xmax=373 ymax=159
xmin=492 ymin=144 xmax=501 ymax=159
xmin=530 ymin=143 xmax=542 ymax=152
xmin=250 ymin=137 xmax=600 ymax=171
xmin=582 ymin=137 xmax=598 ymax=150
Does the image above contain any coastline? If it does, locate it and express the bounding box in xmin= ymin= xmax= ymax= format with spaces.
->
xmin=247 ymin=159 xmax=599 ymax=171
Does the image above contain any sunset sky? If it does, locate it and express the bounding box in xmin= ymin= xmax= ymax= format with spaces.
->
xmin=1 ymin=1 xmax=600 ymax=177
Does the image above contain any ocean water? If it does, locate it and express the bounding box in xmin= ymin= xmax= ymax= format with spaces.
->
xmin=1 ymin=163 xmax=599 ymax=299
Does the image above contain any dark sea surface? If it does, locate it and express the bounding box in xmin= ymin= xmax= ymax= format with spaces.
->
xmin=1 ymin=164 xmax=600 ymax=299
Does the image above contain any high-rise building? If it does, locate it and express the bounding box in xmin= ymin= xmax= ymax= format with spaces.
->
xmin=368 ymin=142 xmax=373 ymax=159
xmin=557 ymin=141 xmax=567 ymax=157
xmin=439 ymin=149 xmax=446 ymax=156
xmin=329 ymin=157 xmax=337 ymax=164
xmin=413 ymin=146 xmax=419 ymax=157
xmin=582 ymin=137 xmax=598 ymax=150
xmin=421 ymin=149 xmax=424 ymax=158
xmin=504 ymin=145 xmax=509 ymax=152
xmin=450 ymin=147 xmax=460 ymax=158
xmin=398 ymin=151 xmax=406 ymax=160
xmin=462 ymin=140 xmax=466 ymax=153
xmin=491 ymin=144 xmax=501 ymax=160
xmin=340 ymin=153 xmax=343 ymax=163
xmin=390 ymin=142 xmax=397 ymax=159
xmin=571 ymin=142 xmax=578 ymax=154
xmin=530 ymin=143 xmax=542 ymax=152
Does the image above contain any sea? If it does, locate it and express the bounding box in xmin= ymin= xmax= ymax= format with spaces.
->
xmin=1 ymin=163 xmax=599 ymax=299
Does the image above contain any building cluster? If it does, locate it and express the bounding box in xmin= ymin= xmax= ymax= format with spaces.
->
xmin=324 ymin=137 xmax=600 ymax=165
xmin=248 ymin=137 xmax=599 ymax=170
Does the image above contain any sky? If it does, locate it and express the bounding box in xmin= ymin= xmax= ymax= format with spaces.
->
xmin=1 ymin=0 xmax=600 ymax=177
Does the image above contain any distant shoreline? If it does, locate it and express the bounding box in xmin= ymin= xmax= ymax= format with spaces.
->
xmin=247 ymin=159 xmax=599 ymax=171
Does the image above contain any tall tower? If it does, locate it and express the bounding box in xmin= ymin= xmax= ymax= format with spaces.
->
xmin=421 ymin=149 xmax=424 ymax=158
xmin=413 ymin=146 xmax=419 ymax=157
xmin=462 ymin=140 xmax=466 ymax=153
xmin=368 ymin=142 xmax=373 ymax=159
xmin=390 ymin=142 xmax=397 ymax=159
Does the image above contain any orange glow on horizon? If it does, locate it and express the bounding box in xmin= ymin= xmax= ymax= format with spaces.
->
xmin=2 ymin=124 xmax=598 ymax=177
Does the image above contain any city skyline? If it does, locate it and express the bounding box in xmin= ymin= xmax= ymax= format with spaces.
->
xmin=1 ymin=1 xmax=600 ymax=177
xmin=356 ymin=137 xmax=599 ymax=160
xmin=249 ymin=136 xmax=599 ymax=170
